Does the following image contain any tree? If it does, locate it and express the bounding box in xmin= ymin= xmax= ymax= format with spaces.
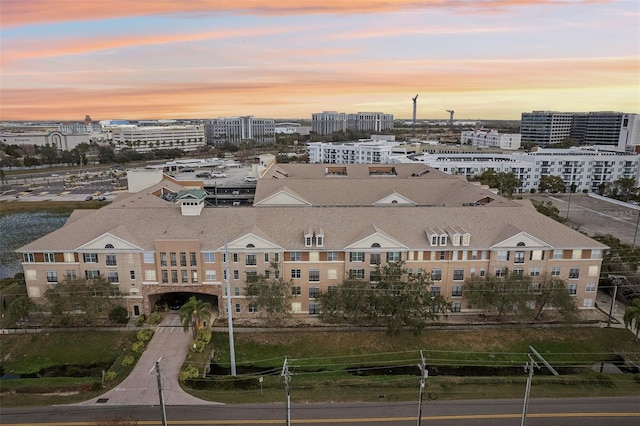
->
xmin=319 ymin=279 xmax=374 ymax=325
xmin=463 ymin=272 xmax=531 ymax=320
xmin=179 ymin=296 xmax=211 ymax=340
xmin=44 ymin=277 xmax=121 ymax=326
xmin=531 ymin=274 xmax=577 ymax=321
xmin=245 ymin=266 xmax=293 ymax=324
xmin=592 ymin=234 xmax=640 ymax=276
xmin=471 ymin=170 xmax=521 ymax=197
xmin=38 ymin=143 xmax=61 ymax=165
xmin=605 ymin=177 xmax=637 ymax=202
xmin=538 ymin=175 xmax=565 ymax=193
xmin=7 ymin=295 xmax=32 ymax=324
xmin=531 ymin=199 xmax=565 ymax=223
xmin=623 ymin=298 xmax=640 ymax=340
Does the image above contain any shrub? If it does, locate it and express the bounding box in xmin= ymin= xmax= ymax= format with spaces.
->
xmin=121 ymin=355 xmax=134 ymax=367
xmin=136 ymin=329 xmax=153 ymax=342
xmin=190 ymin=339 xmax=205 ymax=353
xmin=179 ymin=365 xmax=200 ymax=380
xmin=135 ymin=315 xmax=146 ymax=327
xmin=104 ymin=371 xmax=117 ymax=382
xmin=109 ymin=305 xmax=129 ymax=324
xmin=132 ymin=341 xmax=146 ymax=353
xmin=148 ymin=312 xmax=163 ymax=325
xmin=198 ymin=329 xmax=212 ymax=344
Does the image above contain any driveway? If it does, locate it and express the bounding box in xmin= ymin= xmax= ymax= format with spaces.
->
xmin=76 ymin=312 xmax=219 ymax=406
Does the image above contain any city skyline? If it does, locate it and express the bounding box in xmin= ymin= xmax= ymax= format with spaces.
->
xmin=1 ymin=0 xmax=638 ymax=122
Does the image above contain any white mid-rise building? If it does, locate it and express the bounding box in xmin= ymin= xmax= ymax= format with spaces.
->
xmin=392 ymin=146 xmax=639 ymax=193
xmin=460 ymin=129 xmax=521 ymax=150
xmin=109 ymin=125 xmax=206 ymax=153
xmin=204 ymin=116 xmax=275 ymax=146
xmin=308 ymin=140 xmax=397 ymax=164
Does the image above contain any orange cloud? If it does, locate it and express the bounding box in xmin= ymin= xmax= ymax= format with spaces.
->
xmin=1 ymin=56 xmax=637 ymax=121
xmin=3 ymin=0 xmax=609 ymax=27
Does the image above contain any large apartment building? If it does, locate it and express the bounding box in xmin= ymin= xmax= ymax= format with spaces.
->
xmin=307 ymin=140 xmax=396 ymax=164
xmin=312 ymin=111 xmax=394 ymax=135
xmin=204 ymin=116 xmax=276 ymax=146
xmin=18 ymin=163 xmax=606 ymax=321
xmin=109 ymin=125 xmax=206 ymax=153
xmin=521 ymin=111 xmax=639 ymax=148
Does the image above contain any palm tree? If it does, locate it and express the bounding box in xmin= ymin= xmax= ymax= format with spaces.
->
xmin=179 ymin=296 xmax=211 ymax=340
xmin=623 ymin=298 xmax=640 ymax=340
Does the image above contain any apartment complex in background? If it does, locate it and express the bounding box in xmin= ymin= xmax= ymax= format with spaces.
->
xmin=204 ymin=116 xmax=276 ymax=146
xmin=312 ymin=111 xmax=394 ymax=135
xmin=460 ymin=129 xmax=522 ymax=150
xmin=18 ymin=162 xmax=606 ymax=321
xmin=109 ymin=125 xmax=206 ymax=153
xmin=521 ymin=111 xmax=640 ymax=149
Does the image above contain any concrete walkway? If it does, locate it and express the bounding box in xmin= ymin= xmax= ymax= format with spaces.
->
xmin=76 ymin=312 xmax=219 ymax=406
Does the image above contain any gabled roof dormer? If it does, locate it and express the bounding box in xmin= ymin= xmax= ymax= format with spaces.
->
xmin=176 ymin=189 xmax=207 ymax=216
xmin=373 ymin=191 xmax=417 ymax=206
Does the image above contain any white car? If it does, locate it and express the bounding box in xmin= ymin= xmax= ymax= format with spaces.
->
xmin=244 ymin=176 xmax=257 ymax=183
xmin=211 ymin=173 xmax=227 ymax=178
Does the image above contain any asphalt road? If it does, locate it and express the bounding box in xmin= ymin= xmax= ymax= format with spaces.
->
xmin=2 ymin=397 xmax=639 ymax=425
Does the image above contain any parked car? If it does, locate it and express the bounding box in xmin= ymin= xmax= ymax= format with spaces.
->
xmin=182 ymin=168 xmax=195 ymax=173
xmin=211 ymin=173 xmax=227 ymax=178
xmin=98 ymin=196 xmax=107 ymax=201
xmin=196 ymin=172 xmax=211 ymax=178
xmin=85 ymin=195 xmax=93 ymax=201
xmin=244 ymin=176 xmax=257 ymax=183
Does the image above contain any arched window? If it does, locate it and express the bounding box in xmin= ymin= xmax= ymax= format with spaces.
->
xmin=371 ymin=243 xmax=381 ymax=248
xmin=105 ymin=244 xmax=114 ymax=249
xmin=246 ymin=243 xmax=255 ymax=248
xmin=517 ymin=242 xmax=526 ymax=247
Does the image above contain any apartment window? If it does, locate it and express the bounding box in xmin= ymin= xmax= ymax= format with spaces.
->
xmin=106 ymin=254 xmax=117 ymax=266
xmin=572 ymin=249 xmax=582 ymax=260
xmin=235 ymin=304 xmax=241 ymax=313
xmin=23 ymin=253 xmax=35 ymax=263
xmin=480 ymin=268 xmax=486 ymax=277
xmin=83 ymin=253 xmax=98 ymax=263
xmin=291 ymin=286 xmax=301 ymax=296
xmin=407 ymin=268 xmax=413 ymax=277
xmin=430 ymin=286 xmax=441 ymax=297
xmin=145 ymin=269 xmax=156 ymax=281
xmin=130 ymin=270 xmax=136 ymax=280
xmin=191 ymin=270 xmax=198 ymax=283
xmin=86 ymin=270 xmax=100 ymax=279
xmin=65 ymin=270 xmax=77 ymax=280
xmin=246 ymin=253 xmax=257 ymax=266
xmin=583 ymin=299 xmax=594 ymax=308
xmin=431 ymin=235 xmax=438 ymax=246
xmin=309 ymin=269 xmax=320 ymax=282
xmin=248 ymin=304 xmax=258 ymax=313
xmin=431 ymin=269 xmax=442 ymax=281
xmin=350 ymin=252 xmax=364 ymax=262
xmin=586 ymin=282 xmax=596 ymax=292
xmin=495 ymin=268 xmax=507 ymax=278
xmin=387 ymin=252 xmax=401 ymax=262
xmin=291 ymin=302 xmax=302 ymax=313
xmin=349 ymin=269 xmax=365 ymax=279
xmin=25 ymin=270 xmax=36 ymax=281
xmin=205 ymin=270 xmax=216 ymax=280
xmin=470 ymin=267 xmax=476 ymax=277
xmin=512 ymin=268 xmax=524 ymax=276
xmin=309 ymin=287 xmax=320 ymax=299
xmin=288 ymin=251 xmax=301 ymax=262
xmin=327 ymin=251 xmax=338 ymax=261
xmin=496 ymin=251 xmax=508 ymax=261
xmin=588 ymin=266 xmax=599 ymax=277
xmin=171 ymin=270 xmax=178 ymax=284
xmin=264 ymin=270 xmax=270 ymax=279
xmin=161 ymin=270 xmax=168 ymax=283
xmin=551 ymin=266 xmax=561 ymax=276
xmin=170 ymin=252 xmax=177 ymax=267
xmin=316 ymin=236 xmax=324 ymax=247
xmin=160 ymin=252 xmax=167 ymax=267
xmin=514 ymin=251 xmax=525 ymax=264
xmin=244 ymin=271 xmax=257 ymax=283
xmin=453 ymin=269 xmax=464 ymax=281
xmin=143 ymin=252 xmax=155 ymax=263
xmin=452 ymin=285 xmax=463 ymax=297
xmin=291 ymin=269 xmax=301 ymax=279
xmin=451 ymin=302 xmax=461 ymax=313
xmin=530 ymin=267 xmax=540 ymax=277
xmin=439 ymin=251 xmax=446 ymax=260
xmin=439 ymin=235 xmax=447 ymax=246
xmin=327 ymin=269 xmax=337 ymax=280
xmin=204 ymin=252 xmax=215 ymax=263
xmin=264 ymin=253 xmax=270 ymax=263
xmin=46 ymin=271 xmax=58 ymax=283
xmin=190 ymin=252 xmax=197 ymax=266
xmin=233 ymin=270 xmax=239 ymax=280
xmin=233 ymin=253 xmax=238 ymax=263
xmin=568 ymin=284 xmax=578 ymax=295
xmin=274 ymin=253 xmax=280 ymax=262
xmin=370 ymin=253 xmax=381 ymax=265
xmin=569 ymin=268 xmax=580 ymax=279
xmin=180 ymin=252 xmax=187 ymax=267
xmin=108 ymin=271 xmax=119 ymax=283
xmin=234 ymin=286 xmax=241 ymax=296
xmin=530 ymin=250 xmax=543 ymax=261
xmin=309 ymin=303 xmax=320 ymax=315
xmin=591 ymin=249 xmax=602 ymax=259
xmin=181 ymin=270 xmax=188 ymax=284
xmin=553 ymin=250 xmax=563 ymax=260
xmin=471 ymin=250 xmax=478 ymax=260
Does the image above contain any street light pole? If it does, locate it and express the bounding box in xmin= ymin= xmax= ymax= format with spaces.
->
xmin=633 ymin=210 xmax=639 ymax=249
xmin=607 ymin=275 xmax=622 ymax=328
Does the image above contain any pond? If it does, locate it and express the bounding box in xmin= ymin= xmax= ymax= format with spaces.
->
xmin=0 ymin=211 xmax=70 ymax=280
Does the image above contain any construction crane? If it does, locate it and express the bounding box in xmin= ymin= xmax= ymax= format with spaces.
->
xmin=446 ymin=110 xmax=454 ymax=125
xmin=412 ymin=94 xmax=419 ymax=138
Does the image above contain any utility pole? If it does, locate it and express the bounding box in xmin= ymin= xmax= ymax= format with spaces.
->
xmin=282 ymin=357 xmax=291 ymax=426
xmin=416 ymin=350 xmax=428 ymax=426
xmin=150 ymin=358 xmax=168 ymax=426
xmin=608 ymin=275 xmax=622 ymax=327
xmin=224 ymin=238 xmax=237 ymax=376
xmin=521 ymin=354 xmax=538 ymax=426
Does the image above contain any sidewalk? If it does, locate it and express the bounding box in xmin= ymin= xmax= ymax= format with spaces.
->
xmin=75 ymin=312 xmax=219 ymax=406
xmin=595 ymin=289 xmax=628 ymax=328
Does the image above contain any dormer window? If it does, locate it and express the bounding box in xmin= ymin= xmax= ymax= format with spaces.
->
xmin=440 ymin=235 xmax=447 ymax=246
xmin=305 ymin=235 xmax=313 ymax=247
xmin=462 ymin=234 xmax=470 ymax=246
xmin=453 ymin=235 xmax=461 ymax=246
xmin=431 ymin=235 xmax=438 ymax=246
xmin=316 ymin=235 xmax=324 ymax=247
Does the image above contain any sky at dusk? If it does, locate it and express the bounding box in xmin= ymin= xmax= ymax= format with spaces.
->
xmin=1 ymin=0 xmax=639 ymax=121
